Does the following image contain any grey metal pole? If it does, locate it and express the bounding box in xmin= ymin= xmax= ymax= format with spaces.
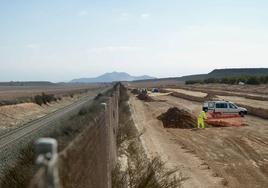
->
xmin=35 ymin=138 xmax=60 ymax=188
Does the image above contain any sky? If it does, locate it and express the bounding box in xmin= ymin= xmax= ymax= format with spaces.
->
xmin=0 ymin=0 xmax=268 ymax=82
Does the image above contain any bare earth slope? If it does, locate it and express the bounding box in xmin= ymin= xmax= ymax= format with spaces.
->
xmin=165 ymin=88 xmax=268 ymax=110
xmin=130 ymin=95 xmax=224 ymax=188
xmin=129 ymin=93 xmax=268 ymax=188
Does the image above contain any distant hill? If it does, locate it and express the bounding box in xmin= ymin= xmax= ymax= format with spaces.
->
xmin=178 ymin=68 xmax=268 ymax=81
xmin=0 ymin=81 xmax=55 ymax=86
xmin=70 ymin=72 xmax=156 ymax=83
xmin=130 ymin=68 xmax=268 ymax=85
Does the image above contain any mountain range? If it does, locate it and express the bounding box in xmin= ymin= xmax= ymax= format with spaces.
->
xmin=70 ymin=72 xmax=156 ymax=83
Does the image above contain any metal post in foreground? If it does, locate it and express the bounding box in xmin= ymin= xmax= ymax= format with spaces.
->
xmin=35 ymin=138 xmax=60 ymax=188
xmin=101 ymin=102 xmax=107 ymax=111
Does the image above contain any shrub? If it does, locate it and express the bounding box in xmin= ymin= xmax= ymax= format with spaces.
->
xmin=185 ymin=80 xmax=202 ymax=85
xmin=185 ymin=75 xmax=268 ymax=85
xmin=42 ymin=92 xmax=57 ymax=103
xmin=33 ymin=93 xmax=57 ymax=106
xmin=113 ymin=85 xmax=187 ymax=188
xmin=78 ymin=107 xmax=88 ymax=116
xmin=246 ymin=77 xmax=260 ymax=85
xmin=34 ymin=95 xmax=43 ymax=106
xmin=204 ymin=78 xmax=219 ymax=84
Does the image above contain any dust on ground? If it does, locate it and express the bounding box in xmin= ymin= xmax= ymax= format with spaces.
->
xmin=182 ymin=84 xmax=268 ymax=96
xmin=217 ymin=95 xmax=268 ymax=110
xmin=149 ymin=92 xmax=172 ymax=97
xmin=129 ymin=92 xmax=268 ymax=188
xmin=166 ymin=88 xmax=207 ymax=97
xmin=129 ymin=95 xmax=225 ymax=188
xmin=176 ymin=84 xmax=268 ymax=102
xmin=129 ymin=81 xmax=268 ymax=97
xmin=165 ymin=87 xmax=268 ymax=113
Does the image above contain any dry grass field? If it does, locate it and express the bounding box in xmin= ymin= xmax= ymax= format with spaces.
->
xmin=0 ymin=83 xmax=109 ymax=103
xmin=0 ymin=83 xmax=109 ymax=132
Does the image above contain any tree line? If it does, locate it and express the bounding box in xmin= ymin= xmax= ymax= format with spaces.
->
xmin=185 ymin=75 xmax=268 ymax=85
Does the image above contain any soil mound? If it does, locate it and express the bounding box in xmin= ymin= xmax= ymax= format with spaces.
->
xmin=157 ymin=107 xmax=196 ymax=128
xmin=137 ymin=93 xmax=154 ymax=102
xmin=204 ymin=93 xmax=217 ymax=100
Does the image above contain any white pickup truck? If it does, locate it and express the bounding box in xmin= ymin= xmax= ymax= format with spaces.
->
xmin=203 ymin=100 xmax=248 ymax=117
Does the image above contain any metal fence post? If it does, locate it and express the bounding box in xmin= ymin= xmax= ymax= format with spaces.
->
xmin=101 ymin=102 xmax=107 ymax=110
xmin=35 ymin=138 xmax=60 ymax=188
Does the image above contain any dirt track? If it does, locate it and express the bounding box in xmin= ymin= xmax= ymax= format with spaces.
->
xmin=165 ymin=88 xmax=268 ymax=110
xmin=129 ymin=93 xmax=268 ymax=188
xmin=179 ymin=84 xmax=268 ymax=98
xmin=165 ymin=88 xmax=207 ymax=97
xmin=216 ymin=95 xmax=268 ymax=110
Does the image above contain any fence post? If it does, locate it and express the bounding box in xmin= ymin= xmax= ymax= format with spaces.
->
xmin=35 ymin=138 xmax=60 ymax=188
xmin=101 ymin=102 xmax=107 ymax=110
xmin=101 ymin=102 xmax=111 ymax=188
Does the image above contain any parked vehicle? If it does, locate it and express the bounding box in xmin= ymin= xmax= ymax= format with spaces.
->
xmin=138 ymin=88 xmax=148 ymax=94
xmin=151 ymin=88 xmax=159 ymax=92
xmin=203 ymin=100 xmax=247 ymax=117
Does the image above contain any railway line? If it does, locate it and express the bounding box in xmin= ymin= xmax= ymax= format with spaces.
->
xmin=0 ymin=87 xmax=110 ymax=176
xmin=0 ymin=95 xmax=92 ymax=149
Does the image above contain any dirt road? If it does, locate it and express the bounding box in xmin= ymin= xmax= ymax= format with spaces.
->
xmin=179 ymin=84 xmax=268 ymax=98
xmin=129 ymin=93 xmax=268 ymax=188
xmin=165 ymin=88 xmax=268 ymax=110
xmin=165 ymin=88 xmax=207 ymax=97
xmin=216 ymin=95 xmax=268 ymax=110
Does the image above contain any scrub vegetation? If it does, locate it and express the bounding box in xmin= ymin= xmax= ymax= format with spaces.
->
xmin=0 ymin=89 xmax=111 ymax=188
xmin=112 ymin=85 xmax=187 ymax=188
xmin=186 ymin=75 xmax=268 ymax=85
xmin=34 ymin=92 xmax=58 ymax=106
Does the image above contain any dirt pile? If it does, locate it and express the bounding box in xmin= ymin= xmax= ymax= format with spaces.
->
xmin=157 ymin=107 xmax=196 ymax=128
xmin=137 ymin=93 xmax=154 ymax=102
xmin=204 ymin=93 xmax=217 ymax=100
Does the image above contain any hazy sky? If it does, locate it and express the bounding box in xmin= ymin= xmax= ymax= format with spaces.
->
xmin=0 ymin=0 xmax=268 ymax=82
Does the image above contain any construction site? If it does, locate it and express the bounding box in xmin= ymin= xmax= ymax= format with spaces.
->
xmin=128 ymin=84 xmax=268 ymax=188
xmin=0 ymin=82 xmax=267 ymax=188
xmin=1 ymin=1 xmax=268 ymax=187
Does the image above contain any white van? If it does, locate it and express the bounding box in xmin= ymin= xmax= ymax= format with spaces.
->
xmin=203 ymin=100 xmax=247 ymax=117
